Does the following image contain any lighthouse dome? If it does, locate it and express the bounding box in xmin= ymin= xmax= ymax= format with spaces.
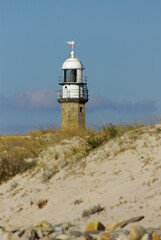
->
xmin=62 ymin=57 xmax=84 ymax=70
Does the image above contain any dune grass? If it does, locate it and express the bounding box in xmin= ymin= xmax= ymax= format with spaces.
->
xmin=0 ymin=128 xmax=93 ymax=183
xmin=0 ymin=121 xmax=149 ymax=183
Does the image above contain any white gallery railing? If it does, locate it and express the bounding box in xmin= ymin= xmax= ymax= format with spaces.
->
xmin=57 ymin=88 xmax=88 ymax=100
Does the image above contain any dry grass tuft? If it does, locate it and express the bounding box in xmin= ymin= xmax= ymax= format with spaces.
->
xmin=0 ymin=134 xmax=48 ymax=183
xmin=37 ymin=199 xmax=48 ymax=209
xmin=82 ymin=204 xmax=104 ymax=218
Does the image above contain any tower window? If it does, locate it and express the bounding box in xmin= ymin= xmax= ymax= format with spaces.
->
xmin=64 ymin=69 xmax=77 ymax=82
xmin=80 ymin=107 xmax=83 ymax=112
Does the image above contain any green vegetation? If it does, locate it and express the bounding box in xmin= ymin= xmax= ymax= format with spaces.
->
xmin=86 ymin=137 xmax=104 ymax=150
xmin=86 ymin=121 xmax=145 ymax=152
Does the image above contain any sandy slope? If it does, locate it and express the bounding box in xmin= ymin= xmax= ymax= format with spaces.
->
xmin=0 ymin=124 xmax=161 ymax=230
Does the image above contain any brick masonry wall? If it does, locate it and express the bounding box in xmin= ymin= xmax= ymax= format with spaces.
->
xmin=61 ymin=102 xmax=85 ymax=130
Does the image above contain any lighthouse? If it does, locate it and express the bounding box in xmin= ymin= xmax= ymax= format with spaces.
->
xmin=57 ymin=41 xmax=88 ymax=131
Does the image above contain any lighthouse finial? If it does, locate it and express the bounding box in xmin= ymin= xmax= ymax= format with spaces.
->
xmin=66 ymin=40 xmax=77 ymax=58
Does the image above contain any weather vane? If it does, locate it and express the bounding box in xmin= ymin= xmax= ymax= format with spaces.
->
xmin=66 ymin=40 xmax=77 ymax=58
xmin=66 ymin=40 xmax=77 ymax=50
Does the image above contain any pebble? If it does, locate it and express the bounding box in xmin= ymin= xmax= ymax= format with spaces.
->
xmin=85 ymin=221 xmax=105 ymax=232
xmin=141 ymin=233 xmax=152 ymax=240
xmin=0 ymin=216 xmax=161 ymax=240
xmin=129 ymin=225 xmax=147 ymax=240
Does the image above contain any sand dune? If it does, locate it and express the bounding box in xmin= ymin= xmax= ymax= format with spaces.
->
xmin=0 ymin=124 xmax=161 ymax=230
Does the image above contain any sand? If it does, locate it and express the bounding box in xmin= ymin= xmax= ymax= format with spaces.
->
xmin=0 ymin=124 xmax=161 ymax=230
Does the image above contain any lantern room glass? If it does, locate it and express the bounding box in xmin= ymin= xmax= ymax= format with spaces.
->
xmin=64 ymin=70 xmax=77 ymax=82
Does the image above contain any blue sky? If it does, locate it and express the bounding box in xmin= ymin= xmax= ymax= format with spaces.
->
xmin=0 ymin=0 xmax=161 ymax=134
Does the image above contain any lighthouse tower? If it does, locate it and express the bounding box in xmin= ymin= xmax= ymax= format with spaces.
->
xmin=57 ymin=41 xmax=88 ymax=131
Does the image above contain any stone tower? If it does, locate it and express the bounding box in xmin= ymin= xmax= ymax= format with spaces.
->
xmin=57 ymin=41 xmax=88 ymax=131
